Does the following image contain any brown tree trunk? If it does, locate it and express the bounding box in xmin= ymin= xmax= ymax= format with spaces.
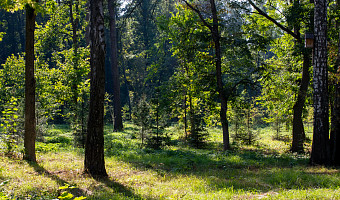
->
xmin=24 ymin=4 xmax=36 ymax=162
xmin=291 ymin=51 xmax=311 ymax=153
xmin=310 ymin=0 xmax=330 ymax=165
xmin=210 ymin=0 xmax=230 ymax=150
xmin=108 ymin=0 xmax=123 ymax=131
xmin=84 ymin=0 xmax=108 ymax=177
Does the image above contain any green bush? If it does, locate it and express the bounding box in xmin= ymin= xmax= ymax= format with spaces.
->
xmin=46 ymin=135 xmax=72 ymax=145
xmin=35 ymin=142 xmax=60 ymax=152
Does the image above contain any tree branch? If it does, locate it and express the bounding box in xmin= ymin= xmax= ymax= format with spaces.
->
xmin=247 ymin=0 xmax=301 ymax=42
xmin=182 ymin=0 xmax=212 ymax=31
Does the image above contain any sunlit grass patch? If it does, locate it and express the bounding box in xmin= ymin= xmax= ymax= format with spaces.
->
xmin=0 ymin=123 xmax=339 ymax=199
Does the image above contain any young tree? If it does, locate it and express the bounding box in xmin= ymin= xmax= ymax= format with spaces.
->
xmin=310 ymin=0 xmax=330 ymax=165
xmin=84 ymin=0 xmax=108 ymax=177
xmin=246 ymin=0 xmax=313 ymax=153
xmin=183 ymin=0 xmax=231 ymax=150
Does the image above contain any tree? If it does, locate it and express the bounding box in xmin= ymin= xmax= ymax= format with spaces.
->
xmin=245 ymin=0 xmax=313 ymax=153
xmin=182 ymin=0 xmax=231 ymax=150
xmin=108 ymin=0 xmax=123 ymax=131
xmin=310 ymin=0 xmax=330 ymax=165
xmin=24 ymin=2 xmax=37 ymax=162
xmin=84 ymin=0 xmax=108 ymax=176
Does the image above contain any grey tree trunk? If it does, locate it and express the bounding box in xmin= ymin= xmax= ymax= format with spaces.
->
xmin=84 ymin=0 xmax=108 ymax=177
xmin=310 ymin=0 xmax=330 ymax=165
xmin=108 ymin=0 xmax=123 ymax=131
xmin=24 ymin=4 xmax=36 ymax=162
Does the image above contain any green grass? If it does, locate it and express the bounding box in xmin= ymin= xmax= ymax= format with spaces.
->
xmin=0 ymin=123 xmax=339 ymax=199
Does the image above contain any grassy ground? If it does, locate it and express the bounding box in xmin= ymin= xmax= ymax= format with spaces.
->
xmin=0 ymin=123 xmax=339 ymax=199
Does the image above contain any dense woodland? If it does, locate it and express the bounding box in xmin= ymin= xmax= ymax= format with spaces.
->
xmin=0 ymin=0 xmax=339 ymax=199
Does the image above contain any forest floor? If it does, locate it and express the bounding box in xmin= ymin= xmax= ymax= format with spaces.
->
xmin=0 ymin=123 xmax=339 ymax=200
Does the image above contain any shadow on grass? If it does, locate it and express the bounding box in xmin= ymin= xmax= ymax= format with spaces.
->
xmin=27 ymin=161 xmax=85 ymax=197
xmin=28 ymin=161 xmax=147 ymax=200
xmin=104 ymin=138 xmax=340 ymax=193
xmin=95 ymin=176 xmax=146 ymax=200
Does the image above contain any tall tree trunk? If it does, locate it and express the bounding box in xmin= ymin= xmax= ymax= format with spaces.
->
xmin=108 ymin=0 xmax=123 ymax=131
xmin=84 ymin=0 xmax=108 ymax=177
xmin=330 ymin=0 xmax=340 ymax=165
xmin=292 ymin=51 xmax=311 ymax=152
xmin=310 ymin=0 xmax=330 ymax=165
xmin=24 ymin=3 xmax=36 ymax=162
xmin=210 ymin=0 xmax=230 ymax=150
xmin=331 ymin=79 xmax=340 ymax=166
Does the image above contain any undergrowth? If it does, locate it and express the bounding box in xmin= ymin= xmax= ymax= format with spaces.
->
xmin=0 ymin=123 xmax=339 ymax=199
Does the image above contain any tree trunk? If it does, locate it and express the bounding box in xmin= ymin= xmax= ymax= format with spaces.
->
xmin=330 ymin=2 xmax=340 ymax=165
xmin=210 ymin=0 xmax=230 ymax=150
xmin=108 ymin=0 xmax=123 ymax=131
xmin=291 ymin=51 xmax=311 ymax=153
xmin=24 ymin=4 xmax=36 ymax=162
xmin=331 ymin=82 xmax=340 ymax=166
xmin=310 ymin=0 xmax=330 ymax=165
xmin=84 ymin=0 xmax=108 ymax=177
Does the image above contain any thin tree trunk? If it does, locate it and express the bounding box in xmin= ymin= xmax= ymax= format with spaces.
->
xmin=108 ymin=0 xmax=123 ymax=131
xmin=84 ymin=0 xmax=108 ymax=177
xmin=210 ymin=0 xmax=230 ymax=150
xmin=292 ymin=51 xmax=311 ymax=152
xmin=24 ymin=4 xmax=36 ymax=162
xmin=182 ymin=0 xmax=230 ymax=150
xmin=310 ymin=0 xmax=330 ymax=165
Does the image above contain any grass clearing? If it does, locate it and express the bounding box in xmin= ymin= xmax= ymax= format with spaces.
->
xmin=0 ymin=123 xmax=339 ymax=199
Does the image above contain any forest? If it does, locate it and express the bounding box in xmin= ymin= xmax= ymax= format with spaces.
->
xmin=0 ymin=0 xmax=339 ymax=199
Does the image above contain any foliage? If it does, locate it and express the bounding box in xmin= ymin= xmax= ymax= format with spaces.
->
xmin=132 ymin=95 xmax=170 ymax=149
xmin=0 ymin=97 xmax=23 ymax=155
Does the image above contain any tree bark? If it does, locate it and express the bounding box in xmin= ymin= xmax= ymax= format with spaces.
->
xmin=310 ymin=0 xmax=330 ymax=165
xmin=331 ymin=81 xmax=340 ymax=166
xmin=84 ymin=0 xmax=108 ymax=177
xmin=24 ymin=3 xmax=36 ymax=162
xmin=108 ymin=0 xmax=123 ymax=131
xmin=291 ymin=51 xmax=311 ymax=153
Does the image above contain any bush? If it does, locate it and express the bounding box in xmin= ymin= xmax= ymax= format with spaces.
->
xmin=46 ymin=135 xmax=72 ymax=145
xmin=35 ymin=142 xmax=60 ymax=152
